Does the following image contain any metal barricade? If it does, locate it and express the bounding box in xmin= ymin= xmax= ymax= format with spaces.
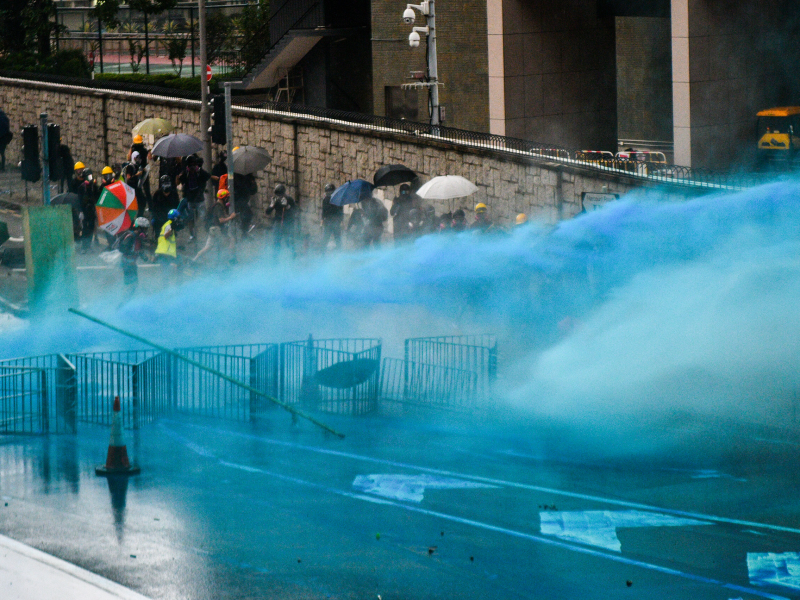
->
xmin=404 ymin=335 xmax=497 ymax=400
xmin=282 ymin=337 xmax=382 ymax=415
xmin=0 ymin=354 xmax=77 ymax=433
xmin=380 ymin=358 xmax=478 ymax=411
xmin=172 ymin=344 xmax=280 ymax=421
xmin=0 ymin=366 xmax=47 ymax=434
xmin=66 ymin=351 xmax=158 ymax=429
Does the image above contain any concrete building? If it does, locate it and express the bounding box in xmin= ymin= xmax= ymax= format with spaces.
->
xmin=233 ymin=0 xmax=800 ymax=170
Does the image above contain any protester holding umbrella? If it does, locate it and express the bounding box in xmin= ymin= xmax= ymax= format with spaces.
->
xmin=176 ymin=155 xmax=210 ymax=241
xmin=231 ymin=146 xmax=271 ymax=235
xmin=127 ymin=134 xmax=152 ymax=209
xmin=265 ymin=183 xmax=298 ymax=258
xmin=320 ymin=183 xmax=343 ymax=253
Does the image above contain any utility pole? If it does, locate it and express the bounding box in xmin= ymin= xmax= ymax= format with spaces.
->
xmin=40 ymin=113 xmax=50 ymax=206
xmin=224 ymin=82 xmax=235 ymax=217
xmin=403 ymin=1 xmax=440 ymax=126
xmin=198 ymin=0 xmax=212 ymax=206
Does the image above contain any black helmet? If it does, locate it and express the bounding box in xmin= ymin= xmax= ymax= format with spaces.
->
xmin=324 ymin=183 xmax=336 ymax=193
xmin=274 ymin=183 xmax=286 ymax=195
xmin=186 ymin=155 xmax=199 ymax=166
xmin=399 ymin=183 xmax=410 ymax=194
xmin=159 ymin=175 xmax=171 ymax=188
xmin=453 ymin=209 xmax=465 ymax=219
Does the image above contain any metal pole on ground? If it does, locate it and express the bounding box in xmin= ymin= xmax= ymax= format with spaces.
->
xmin=224 ymin=82 xmax=234 ymax=215
xmin=67 ymin=308 xmax=345 ymax=438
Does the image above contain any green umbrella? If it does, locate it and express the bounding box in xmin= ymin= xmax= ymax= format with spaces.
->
xmin=132 ymin=118 xmax=173 ymax=137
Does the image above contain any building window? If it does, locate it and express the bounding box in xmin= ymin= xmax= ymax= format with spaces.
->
xmin=385 ymin=86 xmax=419 ymax=122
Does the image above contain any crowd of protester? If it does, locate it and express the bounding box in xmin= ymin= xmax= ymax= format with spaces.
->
xmin=64 ymin=134 xmax=527 ymax=284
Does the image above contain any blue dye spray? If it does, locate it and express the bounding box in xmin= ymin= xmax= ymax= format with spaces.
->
xmin=2 ymin=179 xmax=800 ymax=435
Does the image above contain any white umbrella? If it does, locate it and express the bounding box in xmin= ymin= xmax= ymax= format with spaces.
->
xmin=415 ymin=175 xmax=478 ymax=200
xmin=232 ymin=145 xmax=272 ymax=175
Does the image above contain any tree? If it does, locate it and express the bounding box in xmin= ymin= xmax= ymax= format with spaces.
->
xmin=205 ymin=11 xmax=233 ymax=66
xmin=0 ymin=0 xmax=62 ymax=57
xmin=93 ymin=0 xmax=122 ymax=31
xmin=128 ymin=0 xmax=179 ymax=74
xmin=234 ymin=0 xmax=270 ymax=74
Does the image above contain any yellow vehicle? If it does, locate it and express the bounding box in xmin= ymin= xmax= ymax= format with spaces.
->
xmin=756 ymin=107 xmax=800 ymax=163
xmin=575 ymin=150 xmax=614 ymax=164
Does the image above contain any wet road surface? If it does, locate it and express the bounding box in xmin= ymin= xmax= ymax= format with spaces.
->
xmin=2 ymin=409 xmax=800 ymax=600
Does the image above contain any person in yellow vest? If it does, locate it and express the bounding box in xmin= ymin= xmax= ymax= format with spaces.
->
xmin=155 ymin=208 xmax=181 ymax=269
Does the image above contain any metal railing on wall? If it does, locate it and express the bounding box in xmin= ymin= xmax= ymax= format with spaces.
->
xmin=0 ymin=72 xmax=770 ymax=193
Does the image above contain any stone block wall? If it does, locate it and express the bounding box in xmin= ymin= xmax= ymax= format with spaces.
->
xmin=0 ymin=77 xmax=661 ymax=242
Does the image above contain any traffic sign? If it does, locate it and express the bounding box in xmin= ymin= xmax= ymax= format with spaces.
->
xmin=206 ymin=65 xmax=212 ymax=82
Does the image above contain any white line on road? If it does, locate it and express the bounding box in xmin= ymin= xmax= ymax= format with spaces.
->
xmin=160 ymin=426 xmax=790 ymax=600
xmin=164 ymin=420 xmax=800 ymax=537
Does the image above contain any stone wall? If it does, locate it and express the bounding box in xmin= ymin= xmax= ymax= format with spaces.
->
xmin=0 ymin=77 xmax=677 ymax=242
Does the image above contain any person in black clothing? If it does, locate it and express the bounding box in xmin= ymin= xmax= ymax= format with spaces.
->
xmin=0 ymin=110 xmax=12 ymax=172
xmin=265 ymin=183 xmax=298 ymax=257
xmin=210 ymin=150 xmax=227 ymax=194
xmin=390 ymin=183 xmax=414 ymax=242
xmin=320 ymin=183 xmax=343 ymax=252
xmin=58 ymin=145 xmax=74 ymax=193
xmin=177 ymin=155 xmax=210 ymax=240
xmin=69 ymin=164 xmax=95 ymax=247
xmin=127 ymin=135 xmax=151 ymax=210
xmin=118 ymin=217 xmax=151 ymax=295
xmin=151 ymin=174 xmax=180 ymax=243
xmin=359 ymin=196 xmax=388 ymax=248
xmin=451 ymin=208 xmax=467 ymax=232
xmin=233 ymin=172 xmax=257 ymax=234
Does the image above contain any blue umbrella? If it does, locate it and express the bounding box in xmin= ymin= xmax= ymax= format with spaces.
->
xmin=330 ymin=179 xmax=373 ymax=206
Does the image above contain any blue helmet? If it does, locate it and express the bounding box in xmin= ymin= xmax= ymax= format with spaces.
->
xmin=168 ymin=209 xmax=180 ymax=220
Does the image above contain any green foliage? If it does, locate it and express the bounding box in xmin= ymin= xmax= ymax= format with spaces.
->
xmin=166 ymin=36 xmax=188 ymax=76
xmin=93 ymin=0 xmax=122 ymax=30
xmin=234 ymin=0 xmax=270 ymax=74
xmin=0 ymin=49 xmax=91 ymax=78
xmin=0 ymin=0 xmax=64 ymax=57
xmin=206 ymin=10 xmax=233 ymax=66
xmin=128 ymin=40 xmax=145 ymax=73
xmin=94 ymin=73 xmax=233 ymax=94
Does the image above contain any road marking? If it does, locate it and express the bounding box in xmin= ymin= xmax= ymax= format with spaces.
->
xmin=539 ymin=510 xmax=710 ymax=552
xmin=161 ymin=427 xmax=790 ymax=600
xmin=748 ymin=553 xmax=800 ymax=591
xmin=352 ymin=474 xmax=496 ymax=502
xmin=165 ymin=420 xmax=800 ymax=537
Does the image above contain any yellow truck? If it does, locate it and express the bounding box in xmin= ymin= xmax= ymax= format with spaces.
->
xmin=756 ymin=107 xmax=800 ymax=164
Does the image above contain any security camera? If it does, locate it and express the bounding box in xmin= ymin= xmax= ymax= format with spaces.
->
xmin=403 ymin=8 xmax=415 ymax=24
xmin=409 ymin=30 xmax=420 ymax=47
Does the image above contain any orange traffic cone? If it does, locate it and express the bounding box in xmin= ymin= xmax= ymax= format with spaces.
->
xmin=96 ymin=396 xmax=140 ymax=476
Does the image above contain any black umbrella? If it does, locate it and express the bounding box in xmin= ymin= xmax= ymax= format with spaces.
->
xmin=51 ymin=192 xmax=82 ymax=212
xmin=373 ymin=164 xmax=417 ymax=188
xmin=151 ymin=133 xmax=204 ymax=159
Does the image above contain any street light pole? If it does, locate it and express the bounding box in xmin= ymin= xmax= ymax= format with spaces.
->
xmin=403 ymin=1 xmax=440 ymax=126
xmin=198 ymin=0 xmax=212 ymax=205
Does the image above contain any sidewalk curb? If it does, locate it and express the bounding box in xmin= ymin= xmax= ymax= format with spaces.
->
xmin=0 ymin=534 xmax=153 ymax=600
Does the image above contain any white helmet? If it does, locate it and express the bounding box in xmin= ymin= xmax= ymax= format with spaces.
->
xmin=134 ymin=217 xmax=150 ymax=228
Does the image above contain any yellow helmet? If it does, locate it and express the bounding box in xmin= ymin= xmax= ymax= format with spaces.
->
xmin=133 ymin=134 xmax=144 ymax=144
xmin=475 ymin=203 xmax=487 ymax=214
xmin=101 ymin=166 xmax=113 ymax=175
xmin=74 ymin=161 xmax=85 ymax=171
xmin=516 ymin=213 xmax=528 ymax=225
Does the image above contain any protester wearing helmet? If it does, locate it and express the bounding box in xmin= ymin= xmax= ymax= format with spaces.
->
xmin=100 ymin=166 xmax=114 ymax=185
xmin=128 ymin=134 xmax=152 ymax=212
xmin=69 ymin=162 xmax=97 ymax=251
xmin=177 ymin=154 xmax=210 ymax=241
xmin=151 ymin=174 xmax=180 ymax=242
xmin=193 ymin=189 xmax=237 ymax=266
xmin=265 ymin=183 xmax=298 ymax=258
xmin=155 ymin=208 xmax=181 ymax=266
xmin=320 ymin=182 xmax=343 ymax=253
xmin=470 ymin=202 xmax=493 ymax=232
xmin=515 ymin=213 xmax=528 ymax=226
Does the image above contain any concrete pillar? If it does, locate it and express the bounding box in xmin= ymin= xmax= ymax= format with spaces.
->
xmin=671 ymin=0 xmax=691 ymax=166
xmin=487 ymin=0 xmax=506 ymax=135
